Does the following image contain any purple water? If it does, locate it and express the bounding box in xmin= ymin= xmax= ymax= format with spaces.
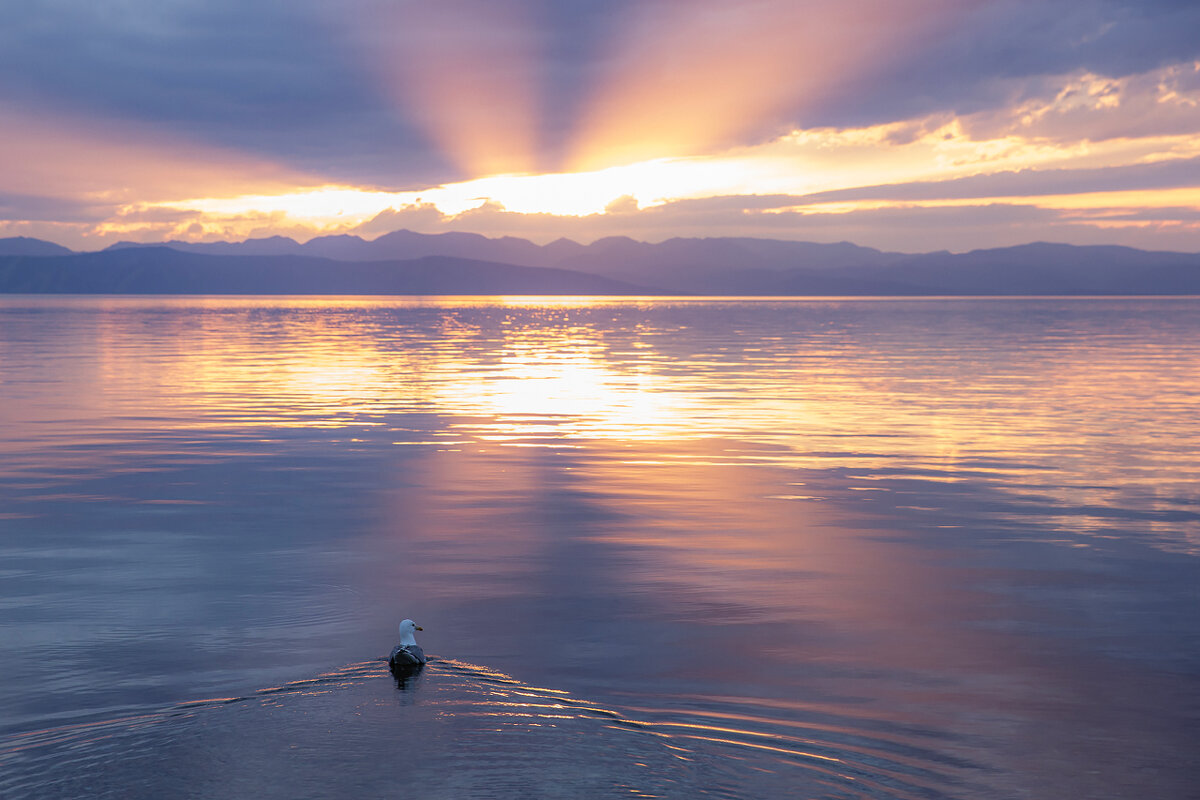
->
xmin=1 ymin=296 xmax=1197 ymax=799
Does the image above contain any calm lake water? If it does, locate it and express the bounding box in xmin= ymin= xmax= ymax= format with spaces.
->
xmin=1 ymin=295 xmax=1197 ymax=799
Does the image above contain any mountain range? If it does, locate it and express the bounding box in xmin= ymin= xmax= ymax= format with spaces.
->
xmin=1 ymin=232 xmax=1199 ymax=295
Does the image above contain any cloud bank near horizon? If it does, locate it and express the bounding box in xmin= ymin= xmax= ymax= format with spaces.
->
xmin=1 ymin=0 xmax=1198 ymax=252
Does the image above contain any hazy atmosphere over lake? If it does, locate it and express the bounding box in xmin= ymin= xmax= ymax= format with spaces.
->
xmin=2 ymin=2 xmax=1200 ymax=799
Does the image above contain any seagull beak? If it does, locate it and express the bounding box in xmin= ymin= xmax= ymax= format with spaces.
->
xmin=416 ymin=626 xmax=423 ymax=631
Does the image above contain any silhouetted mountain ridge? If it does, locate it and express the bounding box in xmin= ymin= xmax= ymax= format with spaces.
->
xmin=0 ymin=237 xmax=74 ymax=257
xmin=0 ymin=248 xmax=656 ymax=295
xmin=7 ymin=234 xmax=1200 ymax=294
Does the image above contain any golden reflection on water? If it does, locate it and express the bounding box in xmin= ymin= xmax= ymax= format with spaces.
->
xmin=1 ymin=295 xmax=1198 ymax=551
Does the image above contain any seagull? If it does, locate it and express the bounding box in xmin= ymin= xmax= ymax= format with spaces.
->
xmin=389 ymin=619 xmax=427 ymax=670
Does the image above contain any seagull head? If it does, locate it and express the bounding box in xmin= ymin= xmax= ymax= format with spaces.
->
xmin=398 ymin=618 xmax=423 ymax=645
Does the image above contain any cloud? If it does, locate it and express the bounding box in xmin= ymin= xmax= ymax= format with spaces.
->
xmin=5 ymin=0 xmax=1197 ymax=187
xmin=352 ymin=203 xmax=448 ymax=237
xmin=806 ymin=0 xmax=1200 ymax=128
xmin=0 ymin=193 xmax=112 ymax=224
xmin=0 ymin=1 xmax=447 ymax=186
xmin=604 ymin=195 xmax=640 ymax=214
xmin=335 ymin=192 xmax=1198 ymax=254
xmin=0 ymin=102 xmax=309 ymax=202
xmin=791 ymin=155 xmax=1200 ymax=205
xmin=0 ymin=99 xmax=329 ymax=248
xmin=960 ymin=63 xmax=1200 ymax=143
xmin=3 ymin=1 xmax=1199 ymax=252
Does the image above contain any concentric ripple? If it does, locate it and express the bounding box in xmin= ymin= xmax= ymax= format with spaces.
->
xmin=2 ymin=657 xmax=988 ymax=799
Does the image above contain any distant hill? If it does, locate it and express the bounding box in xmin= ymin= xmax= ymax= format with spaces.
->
xmin=0 ymin=237 xmax=73 ymax=257
xmin=550 ymin=236 xmax=904 ymax=293
xmin=846 ymin=243 xmax=1200 ymax=295
xmin=0 ymin=248 xmax=657 ymax=295
xmin=102 ymin=231 xmax=900 ymax=279
xmin=7 ymin=234 xmax=1200 ymax=294
xmin=103 ymin=229 xmax=558 ymax=265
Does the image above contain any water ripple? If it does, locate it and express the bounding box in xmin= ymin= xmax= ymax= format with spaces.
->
xmin=2 ymin=657 xmax=990 ymax=799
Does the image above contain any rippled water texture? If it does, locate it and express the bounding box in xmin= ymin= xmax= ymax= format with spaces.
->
xmin=1 ymin=296 xmax=1198 ymax=799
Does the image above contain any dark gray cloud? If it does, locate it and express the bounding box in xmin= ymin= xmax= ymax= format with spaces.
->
xmin=0 ymin=1 xmax=449 ymax=185
xmin=0 ymin=193 xmax=113 ymax=223
xmin=803 ymin=0 xmax=1200 ymax=129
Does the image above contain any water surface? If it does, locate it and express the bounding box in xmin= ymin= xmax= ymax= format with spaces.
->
xmin=1 ymin=296 xmax=1198 ymax=799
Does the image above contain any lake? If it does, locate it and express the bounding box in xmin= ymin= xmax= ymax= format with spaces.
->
xmin=1 ymin=295 xmax=1197 ymax=799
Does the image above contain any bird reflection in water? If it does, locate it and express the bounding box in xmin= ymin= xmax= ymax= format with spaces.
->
xmin=389 ymin=660 xmax=425 ymax=693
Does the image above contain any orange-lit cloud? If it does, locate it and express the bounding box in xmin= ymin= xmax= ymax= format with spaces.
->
xmin=0 ymin=101 xmax=323 ymax=245
xmin=0 ymin=103 xmax=307 ymax=205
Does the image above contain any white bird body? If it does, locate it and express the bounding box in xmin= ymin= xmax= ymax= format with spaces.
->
xmin=389 ymin=619 xmax=427 ymax=669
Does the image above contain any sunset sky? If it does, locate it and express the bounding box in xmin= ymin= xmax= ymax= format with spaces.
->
xmin=3 ymin=0 xmax=1200 ymax=252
